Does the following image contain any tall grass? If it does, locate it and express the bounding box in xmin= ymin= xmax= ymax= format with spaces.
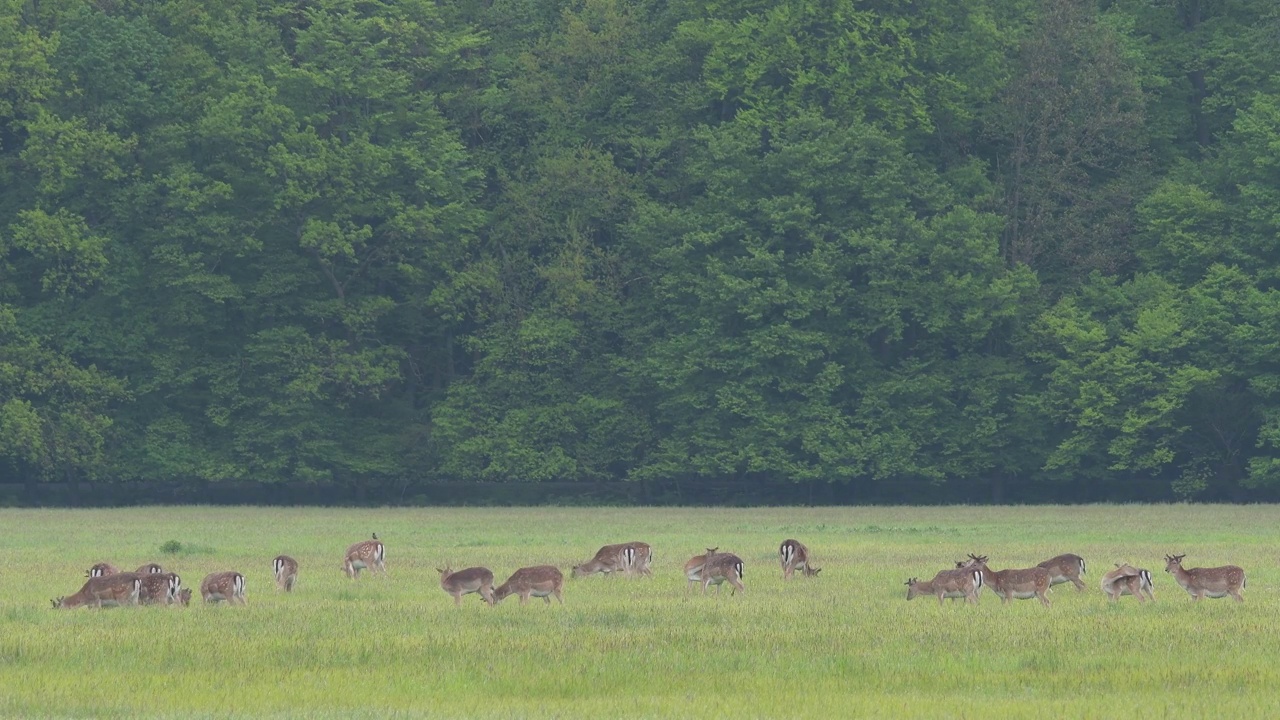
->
xmin=1 ymin=505 xmax=1277 ymax=718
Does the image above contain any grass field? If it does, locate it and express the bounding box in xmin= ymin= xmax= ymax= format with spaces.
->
xmin=1 ymin=504 xmax=1278 ymax=719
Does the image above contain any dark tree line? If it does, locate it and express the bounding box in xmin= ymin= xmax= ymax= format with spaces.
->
xmin=2 ymin=0 xmax=1279 ymax=502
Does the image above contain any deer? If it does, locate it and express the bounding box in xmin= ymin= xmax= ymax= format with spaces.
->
xmin=438 ymin=565 xmax=496 ymax=606
xmin=273 ymin=555 xmax=299 ymax=592
xmin=779 ymin=539 xmax=821 ymax=579
xmin=138 ymin=573 xmax=183 ymax=605
xmin=572 ymin=543 xmax=629 ymax=578
xmin=962 ymin=554 xmax=1051 ymax=606
xmin=176 ymin=588 xmax=192 ymax=606
xmin=494 ymin=566 xmax=564 ymax=605
xmin=683 ymin=547 xmax=719 ymax=592
xmin=200 ymin=571 xmax=247 ymax=605
xmin=1037 ymin=553 xmax=1086 ymax=591
xmin=1100 ymin=563 xmax=1154 ymax=603
xmin=135 ymin=563 xmax=165 ymax=575
xmin=342 ymin=533 xmax=386 ymax=579
xmin=619 ymin=542 xmax=653 ymax=577
xmin=701 ymin=552 xmax=745 ymax=596
xmin=906 ymin=567 xmax=984 ymax=605
xmin=1164 ymin=554 xmax=1245 ymax=602
xmin=85 ymin=562 xmax=119 ymax=578
xmin=53 ymin=573 xmax=142 ymax=609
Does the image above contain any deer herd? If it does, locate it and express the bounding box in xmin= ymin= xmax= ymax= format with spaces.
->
xmin=906 ymin=552 xmax=1247 ymax=606
xmin=51 ymin=532 xmax=1247 ymax=610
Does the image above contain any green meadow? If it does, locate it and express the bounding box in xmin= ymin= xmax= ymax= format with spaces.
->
xmin=1 ymin=505 xmax=1277 ymax=719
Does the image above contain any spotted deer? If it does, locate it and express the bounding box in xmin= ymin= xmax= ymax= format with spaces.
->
xmin=273 ymin=555 xmax=299 ymax=592
xmin=1037 ymin=553 xmax=1086 ymax=591
xmin=342 ymin=534 xmax=386 ymax=579
xmin=572 ymin=543 xmax=629 ymax=578
xmin=1164 ymin=554 xmax=1245 ymax=602
xmin=1100 ymin=563 xmax=1154 ymax=603
xmin=136 ymin=563 xmax=165 ymax=575
xmin=200 ymin=571 xmax=247 ymax=605
xmin=494 ymin=566 xmax=564 ymax=605
xmin=438 ymin=565 xmax=496 ymax=606
xmin=779 ymin=539 xmax=821 ymax=579
xmin=906 ymin=567 xmax=984 ymax=604
xmin=53 ymin=573 xmax=142 ymax=609
xmin=138 ymin=573 xmax=183 ymax=605
xmin=962 ymin=554 xmax=1051 ymax=606
xmin=619 ymin=542 xmax=653 ymax=577
xmin=683 ymin=548 xmax=719 ymax=592
xmin=85 ymin=562 xmax=119 ymax=578
xmin=701 ymin=552 xmax=745 ymax=596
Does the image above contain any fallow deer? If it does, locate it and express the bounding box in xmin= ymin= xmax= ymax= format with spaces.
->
xmin=683 ymin=548 xmax=719 ymax=592
xmin=779 ymin=539 xmax=821 ymax=579
xmin=343 ymin=534 xmax=386 ymax=579
xmin=494 ymin=566 xmax=564 ymax=605
xmin=962 ymin=554 xmax=1051 ymax=606
xmin=1164 ymin=554 xmax=1245 ymax=602
xmin=438 ymin=565 xmax=496 ymax=606
xmin=1037 ymin=553 xmax=1086 ymax=591
xmin=136 ymin=563 xmax=165 ymax=574
xmin=53 ymin=573 xmax=142 ymax=609
xmin=619 ymin=542 xmax=653 ymax=577
xmin=273 ymin=555 xmax=298 ymax=592
xmin=85 ymin=562 xmax=119 ymax=578
xmin=138 ymin=573 xmax=183 ymax=605
xmin=200 ymin=571 xmax=247 ymax=605
xmin=906 ymin=567 xmax=983 ymax=605
xmin=572 ymin=543 xmax=628 ymax=578
xmin=701 ymin=552 xmax=745 ymax=596
xmin=1100 ymin=563 xmax=1154 ymax=603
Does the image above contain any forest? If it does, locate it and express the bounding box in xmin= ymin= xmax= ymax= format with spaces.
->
xmin=1 ymin=0 xmax=1278 ymax=503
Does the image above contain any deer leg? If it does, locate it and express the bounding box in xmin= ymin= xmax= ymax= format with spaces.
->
xmin=1072 ymin=577 xmax=1086 ymax=591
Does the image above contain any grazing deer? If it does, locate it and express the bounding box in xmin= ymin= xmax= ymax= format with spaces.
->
xmin=53 ymin=573 xmax=142 ymax=609
xmin=138 ymin=573 xmax=183 ymax=605
xmin=963 ymin=554 xmax=1051 ymax=606
xmin=1100 ymin=563 xmax=1154 ymax=603
xmin=573 ymin=542 xmax=652 ymax=578
xmin=619 ymin=542 xmax=653 ymax=577
xmin=779 ymin=539 xmax=821 ymax=579
xmin=1164 ymin=554 xmax=1245 ymax=602
xmin=1037 ymin=553 xmax=1086 ymax=591
xmin=273 ymin=555 xmax=299 ymax=592
xmin=200 ymin=571 xmax=247 ymax=605
xmin=906 ymin=567 xmax=984 ymax=605
xmin=438 ymin=565 xmax=496 ymax=606
xmin=683 ymin=548 xmax=719 ymax=592
xmin=572 ymin=543 xmax=628 ymax=578
xmin=494 ymin=566 xmax=564 ymax=605
xmin=342 ymin=534 xmax=386 ymax=579
xmin=85 ymin=562 xmax=119 ymax=578
xmin=701 ymin=552 xmax=745 ymax=596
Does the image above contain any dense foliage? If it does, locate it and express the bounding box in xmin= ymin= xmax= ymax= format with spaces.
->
xmin=2 ymin=0 xmax=1278 ymax=501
